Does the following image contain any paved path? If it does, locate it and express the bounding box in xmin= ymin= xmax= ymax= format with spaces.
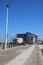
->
xmin=0 ymin=44 xmax=30 ymax=65
xmin=24 ymin=45 xmax=43 ymax=65
xmin=6 ymin=44 xmax=43 ymax=65
xmin=6 ymin=45 xmax=35 ymax=65
xmin=0 ymin=44 xmax=43 ymax=65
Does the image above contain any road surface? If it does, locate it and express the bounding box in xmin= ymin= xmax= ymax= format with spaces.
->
xmin=0 ymin=44 xmax=43 ymax=65
xmin=6 ymin=44 xmax=43 ymax=65
xmin=0 ymin=44 xmax=31 ymax=65
xmin=24 ymin=44 xmax=43 ymax=65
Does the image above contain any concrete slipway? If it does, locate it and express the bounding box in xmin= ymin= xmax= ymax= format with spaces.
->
xmin=6 ymin=44 xmax=43 ymax=65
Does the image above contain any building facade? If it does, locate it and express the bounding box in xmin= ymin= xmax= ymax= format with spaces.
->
xmin=16 ymin=32 xmax=38 ymax=44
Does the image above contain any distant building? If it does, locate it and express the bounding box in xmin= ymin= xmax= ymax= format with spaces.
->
xmin=16 ymin=34 xmax=26 ymax=41
xmin=25 ymin=32 xmax=32 ymax=43
xmin=16 ymin=32 xmax=38 ymax=44
xmin=31 ymin=34 xmax=38 ymax=43
xmin=37 ymin=40 xmax=42 ymax=44
xmin=16 ymin=34 xmax=26 ymax=44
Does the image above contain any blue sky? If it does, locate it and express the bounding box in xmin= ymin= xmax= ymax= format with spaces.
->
xmin=0 ymin=0 xmax=43 ymax=42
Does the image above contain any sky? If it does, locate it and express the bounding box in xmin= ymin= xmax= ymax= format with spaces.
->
xmin=0 ymin=0 xmax=43 ymax=42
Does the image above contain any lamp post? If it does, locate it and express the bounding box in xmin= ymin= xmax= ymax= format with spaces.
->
xmin=4 ymin=4 xmax=9 ymax=49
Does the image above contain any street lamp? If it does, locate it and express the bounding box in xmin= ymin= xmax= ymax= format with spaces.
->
xmin=4 ymin=4 xmax=9 ymax=49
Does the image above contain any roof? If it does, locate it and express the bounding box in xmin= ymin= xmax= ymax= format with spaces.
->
xmin=16 ymin=34 xmax=26 ymax=38
xmin=25 ymin=32 xmax=31 ymax=35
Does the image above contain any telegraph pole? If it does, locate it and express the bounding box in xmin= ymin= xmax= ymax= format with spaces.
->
xmin=4 ymin=4 xmax=9 ymax=49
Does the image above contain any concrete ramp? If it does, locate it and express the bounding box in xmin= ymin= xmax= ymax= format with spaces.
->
xmin=24 ymin=45 xmax=43 ymax=65
xmin=6 ymin=45 xmax=35 ymax=65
